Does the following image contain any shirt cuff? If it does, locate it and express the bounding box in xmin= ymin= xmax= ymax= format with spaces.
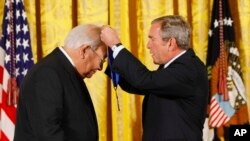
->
xmin=112 ymin=45 xmax=124 ymax=58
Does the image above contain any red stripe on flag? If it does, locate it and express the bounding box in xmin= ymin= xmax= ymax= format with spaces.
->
xmin=0 ymin=131 xmax=10 ymax=141
xmin=0 ymin=66 xmax=3 ymax=83
xmin=1 ymin=91 xmax=16 ymax=124
xmin=209 ymin=108 xmax=223 ymax=127
xmin=214 ymin=112 xmax=226 ymax=127
xmin=210 ymin=104 xmax=220 ymax=121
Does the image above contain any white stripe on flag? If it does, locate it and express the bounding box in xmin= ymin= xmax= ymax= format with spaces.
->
xmin=1 ymin=109 xmax=15 ymax=141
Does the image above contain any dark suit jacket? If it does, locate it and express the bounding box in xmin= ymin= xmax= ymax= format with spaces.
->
xmin=112 ymin=48 xmax=208 ymax=141
xmin=14 ymin=48 xmax=98 ymax=141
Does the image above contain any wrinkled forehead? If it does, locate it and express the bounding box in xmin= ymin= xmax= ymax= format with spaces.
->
xmin=148 ymin=23 xmax=162 ymax=38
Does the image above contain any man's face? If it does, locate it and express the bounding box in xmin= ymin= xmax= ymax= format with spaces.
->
xmin=80 ymin=44 xmax=107 ymax=78
xmin=147 ymin=22 xmax=169 ymax=65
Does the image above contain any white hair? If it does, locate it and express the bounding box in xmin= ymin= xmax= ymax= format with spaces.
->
xmin=64 ymin=24 xmax=101 ymax=50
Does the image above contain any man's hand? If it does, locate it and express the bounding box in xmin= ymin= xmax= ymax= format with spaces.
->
xmin=101 ymin=25 xmax=121 ymax=47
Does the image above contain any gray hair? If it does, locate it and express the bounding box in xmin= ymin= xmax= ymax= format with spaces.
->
xmin=64 ymin=24 xmax=101 ymax=50
xmin=152 ymin=15 xmax=191 ymax=50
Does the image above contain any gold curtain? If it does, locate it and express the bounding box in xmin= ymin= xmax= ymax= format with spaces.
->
xmin=1 ymin=0 xmax=250 ymax=141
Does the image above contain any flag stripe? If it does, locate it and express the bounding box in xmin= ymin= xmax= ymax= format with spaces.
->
xmin=1 ymin=89 xmax=16 ymax=124
xmin=210 ymin=105 xmax=221 ymax=122
xmin=0 ymin=131 xmax=9 ymax=141
xmin=1 ymin=110 xmax=15 ymax=141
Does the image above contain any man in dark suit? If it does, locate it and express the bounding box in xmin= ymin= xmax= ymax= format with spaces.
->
xmin=101 ymin=15 xmax=209 ymax=141
xmin=14 ymin=24 xmax=107 ymax=141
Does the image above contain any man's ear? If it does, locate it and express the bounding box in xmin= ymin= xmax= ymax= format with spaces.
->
xmin=79 ymin=44 xmax=89 ymax=59
xmin=168 ymin=38 xmax=177 ymax=51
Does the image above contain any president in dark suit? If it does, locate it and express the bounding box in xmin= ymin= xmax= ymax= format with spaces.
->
xmin=101 ymin=15 xmax=209 ymax=141
xmin=14 ymin=24 xmax=107 ymax=141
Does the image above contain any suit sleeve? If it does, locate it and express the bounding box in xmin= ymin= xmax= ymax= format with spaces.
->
xmin=25 ymin=67 xmax=64 ymax=140
xmin=112 ymin=49 xmax=195 ymax=98
xmin=105 ymin=65 xmax=143 ymax=94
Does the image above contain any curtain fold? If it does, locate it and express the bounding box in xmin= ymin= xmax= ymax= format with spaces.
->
xmin=1 ymin=0 xmax=250 ymax=141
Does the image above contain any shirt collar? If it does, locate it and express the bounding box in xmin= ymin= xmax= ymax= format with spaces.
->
xmin=164 ymin=50 xmax=187 ymax=68
xmin=58 ymin=46 xmax=75 ymax=67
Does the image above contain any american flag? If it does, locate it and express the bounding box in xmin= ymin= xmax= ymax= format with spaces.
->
xmin=0 ymin=0 xmax=34 ymax=140
xmin=206 ymin=0 xmax=248 ymax=140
